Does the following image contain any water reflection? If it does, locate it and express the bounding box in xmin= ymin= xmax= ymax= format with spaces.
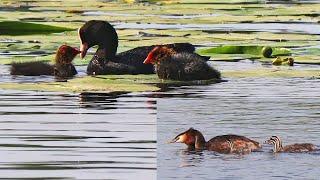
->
xmin=0 ymin=90 xmax=156 ymax=179
xmin=79 ymin=92 xmax=128 ymax=110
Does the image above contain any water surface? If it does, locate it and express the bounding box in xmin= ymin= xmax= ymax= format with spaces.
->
xmin=0 ymin=89 xmax=156 ymax=179
xmin=158 ymin=67 xmax=320 ymax=179
xmin=115 ymin=23 xmax=320 ymax=35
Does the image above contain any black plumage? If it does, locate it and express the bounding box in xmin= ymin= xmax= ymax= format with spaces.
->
xmin=10 ymin=45 xmax=79 ymax=78
xmin=79 ymin=20 xmax=203 ymax=75
xmin=10 ymin=61 xmax=54 ymax=76
xmin=143 ymin=46 xmax=221 ymax=81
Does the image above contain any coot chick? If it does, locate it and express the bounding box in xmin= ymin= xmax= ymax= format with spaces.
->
xmin=265 ymin=136 xmax=317 ymax=153
xmin=10 ymin=45 xmax=80 ymax=78
xmin=143 ymin=46 xmax=221 ymax=81
xmin=170 ymin=128 xmax=261 ymax=154
xmin=79 ymin=20 xmax=204 ymax=75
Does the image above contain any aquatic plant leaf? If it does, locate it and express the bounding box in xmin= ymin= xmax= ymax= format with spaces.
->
xmin=223 ymin=68 xmax=320 ymax=78
xmin=0 ymin=21 xmax=73 ymax=35
xmin=197 ymin=45 xmax=291 ymax=57
xmin=0 ymin=75 xmax=160 ymax=93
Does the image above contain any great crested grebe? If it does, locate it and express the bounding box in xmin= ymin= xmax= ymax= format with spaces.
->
xmin=170 ymin=128 xmax=261 ymax=154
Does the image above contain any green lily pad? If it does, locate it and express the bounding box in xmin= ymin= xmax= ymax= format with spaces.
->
xmin=1 ymin=69 xmax=319 ymax=93
xmin=0 ymin=21 xmax=73 ymax=35
xmin=223 ymin=68 xmax=320 ymax=78
xmin=197 ymin=45 xmax=291 ymax=58
xmin=0 ymin=55 xmax=91 ymax=66
xmin=0 ymin=74 xmax=221 ymax=93
xmin=0 ymin=75 xmax=160 ymax=93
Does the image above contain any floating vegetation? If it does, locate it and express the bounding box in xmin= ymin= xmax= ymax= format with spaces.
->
xmin=197 ymin=45 xmax=291 ymax=58
xmin=0 ymin=75 xmax=160 ymax=93
xmin=0 ymin=21 xmax=73 ymax=35
xmin=0 ymin=0 xmax=319 ymax=93
xmin=272 ymin=57 xmax=294 ymax=66
xmin=223 ymin=68 xmax=320 ymax=78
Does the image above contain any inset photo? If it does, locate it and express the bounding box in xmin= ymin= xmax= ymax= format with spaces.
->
xmin=158 ymin=80 xmax=320 ymax=179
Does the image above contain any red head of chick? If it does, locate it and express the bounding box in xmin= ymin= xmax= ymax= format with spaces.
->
xmin=55 ymin=45 xmax=81 ymax=65
xmin=143 ymin=46 xmax=175 ymax=65
xmin=143 ymin=46 xmax=221 ymax=81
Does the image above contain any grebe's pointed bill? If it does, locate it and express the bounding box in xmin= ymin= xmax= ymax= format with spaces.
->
xmin=264 ymin=136 xmax=279 ymax=145
xmin=169 ymin=136 xmax=180 ymax=143
xmin=169 ymin=132 xmax=188 ymax=143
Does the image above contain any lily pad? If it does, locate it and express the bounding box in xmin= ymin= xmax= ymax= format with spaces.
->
xmin=272 ymin=57 xmax=294 ymax=66
xmin=0 ymin=69 xmax=319 ymax=93
xmin=0 ymin=75 xmax=160 ymax=93
xmin=0 ymin=55 xmax=91 ymax=66
xmin=197 ymin=45 xmax=291 ymax=58
xmin=0 ymin=21 xmax=73 ymax=35
xmin=223 ymin=68 xmax=320 ymax=78
xmin=0 ymin=74 xmax=221 ymax=93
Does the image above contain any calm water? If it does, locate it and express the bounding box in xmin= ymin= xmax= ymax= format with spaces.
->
xmin=157 ymin=67 xmax=320 ymax=179
xmin=0 ymin=88 xmax=156 ymax=179
xmin=1 ymin=61 xmax=320 ymax=179
xmin=115 ymin=23 xmax=320 ymax=35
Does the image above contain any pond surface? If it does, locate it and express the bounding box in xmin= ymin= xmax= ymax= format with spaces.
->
xmin=0 ymin=89 xmax=156 ymax=179
xmin=115 ymin=23 xmax=320 ymax=35
xmin=158 ymin=73 xmax=320 ymax=179
xmin=1 ymin=60 xmax=320 ymax=180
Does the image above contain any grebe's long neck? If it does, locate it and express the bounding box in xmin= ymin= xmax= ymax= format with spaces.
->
xmin=271 ymin=136 xmax=283 ymax=152
xmin=194 ymin=131 xmax=206 ymax=150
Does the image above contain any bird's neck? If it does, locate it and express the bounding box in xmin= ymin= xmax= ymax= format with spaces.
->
xmin=194 ymin=132 xmax=206 ymax=150
xmin=95 ymin=37 xmax=118 ymax=60
xmin=95 ymin=46 xmax=116 ymax=60
xmin=272 ymin=141 xmax=283 ymax=153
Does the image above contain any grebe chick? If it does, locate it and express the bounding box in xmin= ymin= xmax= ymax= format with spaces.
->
xmin=265 ymin=136 xmax=317 ymax=153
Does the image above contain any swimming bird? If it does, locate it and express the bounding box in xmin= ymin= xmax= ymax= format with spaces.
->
xmin=170 ymin=128 xmax=261 ymax=154
xmin=10 ymin=45 xmax=80 ymax=77
xmin=143 ymin=46 xmax=221 ymax=81
xmin=265 ymin=136 xmax=317 ymax=153
xmin=78 ymin=20 xmax=205 ymax=75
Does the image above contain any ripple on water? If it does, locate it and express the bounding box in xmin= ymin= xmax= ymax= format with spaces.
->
xmin=114 ymin=23 xmax=320 ymax=35
xmin=0 ymin=90 xmax=156 ymax=179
